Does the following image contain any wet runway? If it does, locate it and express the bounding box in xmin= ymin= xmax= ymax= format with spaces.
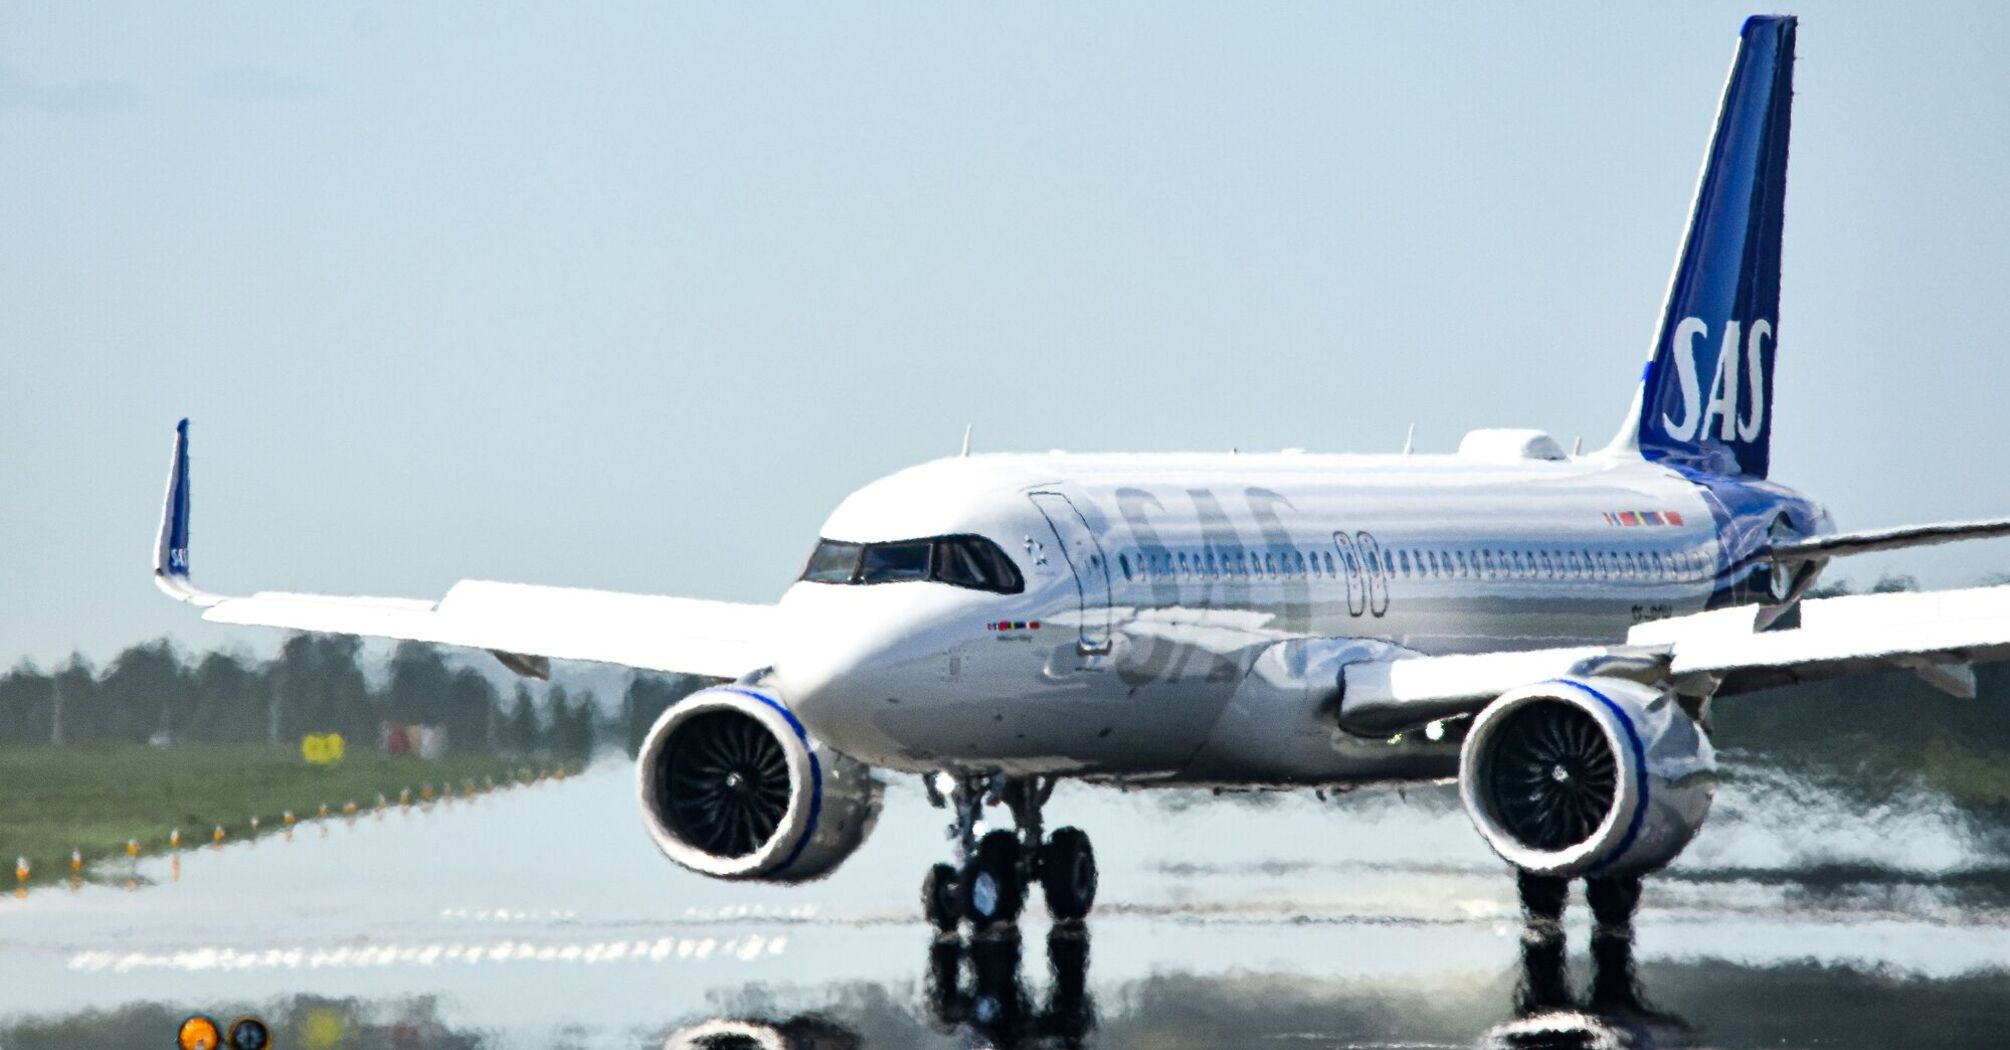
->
xmin=6 ymin=758 xmax=2010 ymax=1047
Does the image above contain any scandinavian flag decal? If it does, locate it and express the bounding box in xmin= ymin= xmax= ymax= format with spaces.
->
xmin=1602 ymin=510 xmax=1685 ymax=527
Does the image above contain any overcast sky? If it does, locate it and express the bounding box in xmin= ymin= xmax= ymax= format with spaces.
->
xmin=7 ymin=4 xmax=2010 ymax=667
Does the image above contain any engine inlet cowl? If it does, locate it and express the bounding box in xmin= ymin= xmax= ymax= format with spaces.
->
xmin=1458 ymin=676 xmax=1716 ymax=878
xmin=636 ymin=686 xmax=881 ymax=883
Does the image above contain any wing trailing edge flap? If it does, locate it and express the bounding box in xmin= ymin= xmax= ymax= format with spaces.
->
xmin=1339 ymin=584 xmax=2010 ymax=733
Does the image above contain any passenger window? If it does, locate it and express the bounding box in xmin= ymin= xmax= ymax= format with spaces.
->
xmin=1399 ymin=550 xmax=1412 ymax=575
xmin=1118 ymin=553 xmax=1133 ymax=580
xmin=1324 ymin=552 xmax=1337 ymax=576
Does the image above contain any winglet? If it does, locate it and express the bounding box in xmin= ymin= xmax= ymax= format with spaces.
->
xmin=153 ymin=419 xmax=221 ymax=606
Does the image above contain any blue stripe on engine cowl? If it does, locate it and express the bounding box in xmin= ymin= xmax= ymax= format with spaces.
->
xmin=721 ymin=687 xmax=823 ymax=874
xmin=1551 ymin=679 xmax=1649 ymax=874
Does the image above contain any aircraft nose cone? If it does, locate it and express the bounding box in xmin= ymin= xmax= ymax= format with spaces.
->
xmin=772 ymin=580 xmax=994 ymax=767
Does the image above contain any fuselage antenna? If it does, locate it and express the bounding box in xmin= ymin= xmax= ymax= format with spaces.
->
xmin=960 ymin=424 xmax=973 ymax=457
xmin=1402 ymin=424 xmax=1416 ymax=455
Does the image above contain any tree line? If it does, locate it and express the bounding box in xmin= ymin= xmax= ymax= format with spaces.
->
xmin=0 ymin=636 xmax=710 ymax=761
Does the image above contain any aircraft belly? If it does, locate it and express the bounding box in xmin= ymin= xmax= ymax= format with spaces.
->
xmin=841 ymin=626 xmax=1229 ymax=777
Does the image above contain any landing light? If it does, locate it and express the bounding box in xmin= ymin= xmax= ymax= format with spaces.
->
xmin=1425 ymin=720 xmax=1447 ymax=743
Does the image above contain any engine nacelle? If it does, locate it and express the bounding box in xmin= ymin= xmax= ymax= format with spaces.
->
xmin=636 ymin=686 xmax=882 ymax=883
xmin=1458 ymin=676 xmax=1716 ymax=878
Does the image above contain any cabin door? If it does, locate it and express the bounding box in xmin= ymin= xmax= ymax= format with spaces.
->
xmin=1029 ymin=492 xmax=1113 ymax=654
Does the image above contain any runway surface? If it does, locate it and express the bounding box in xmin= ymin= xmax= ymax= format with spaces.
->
xmin=5 ymin=756 xmax=2009 ymax=1047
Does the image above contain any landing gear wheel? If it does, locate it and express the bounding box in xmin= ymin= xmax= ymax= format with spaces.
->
xmin=923 ymin=862 xmax=960 ymax=932
xmin=1039 ymin=827 xmax=1098 ymax=920
xmin=1586 ymin=874 xmax=1643 ymax=929
xmin=962 ymin=829 xmax=1025 ymax=926
xmin=1517 ymin=871 xmax=1569 ymax=924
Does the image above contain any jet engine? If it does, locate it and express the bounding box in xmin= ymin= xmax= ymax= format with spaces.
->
xmin=1458 ymin=677 xmax=1716 ymax=877
xmin=636 ymin=686 xmax=881 ymax=883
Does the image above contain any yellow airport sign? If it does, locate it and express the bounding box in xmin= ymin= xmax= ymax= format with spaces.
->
xmin=301 ymin=732 xmax=346 ymax=765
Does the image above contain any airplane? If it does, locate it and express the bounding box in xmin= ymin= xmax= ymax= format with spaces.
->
xmin=151 ymin=15 xmax=2010 ymax=932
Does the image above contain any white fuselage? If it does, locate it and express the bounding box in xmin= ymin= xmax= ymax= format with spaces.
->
xmin=772 ymin=442 xmax=1810 ymax=786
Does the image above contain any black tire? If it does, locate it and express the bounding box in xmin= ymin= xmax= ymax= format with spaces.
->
xmin=962 ymin=829 xmax=1025 ymax=925
xmin=1039 ymin=827 xmax=1098 ymax=920
xmin=923 ymin=862 xmax=960 ymax=931
xmin=1586 ymin=874 xmax=1643 ymax=929
xmin=1517 ymin=871 xmax=1569 ymax=924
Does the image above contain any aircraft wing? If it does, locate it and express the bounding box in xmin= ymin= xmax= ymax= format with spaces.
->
xmin=152 ymin=421 xmax=773 ymax=681
xmin=1340 ymin=584 xmax=2010 ymax=734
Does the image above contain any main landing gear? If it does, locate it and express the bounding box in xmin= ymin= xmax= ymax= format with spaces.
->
xmin=1488 ymin=869 xmax=1690 ymax=1047
xmin=1515 ymin=871 xmax=1645 ymax=932
xmin=921 ymin=773 xmax=1098 ymax=930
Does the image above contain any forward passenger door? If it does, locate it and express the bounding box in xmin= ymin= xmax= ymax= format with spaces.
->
xmin=1029 ymin=492 xmax=1113 ymax=655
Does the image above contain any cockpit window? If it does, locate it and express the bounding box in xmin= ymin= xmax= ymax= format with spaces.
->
xmin=799 ymin=534 xmax=1024 ymax=594
xmin=860 ymin=541 xmax=931 ymax=583
xmin=935 ymin=536 xmax=1023 ymax=592
xmin=801 ymin=540 xmax=864 ymax=583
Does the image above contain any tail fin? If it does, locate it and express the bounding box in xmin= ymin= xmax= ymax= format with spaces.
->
xmin=1613 ymin=15 xmax=1795 ymax=478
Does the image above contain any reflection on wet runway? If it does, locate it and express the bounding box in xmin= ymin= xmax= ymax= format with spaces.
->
xmin=7 ymin=762 xmax=2010 ymax=1048
xmin=656 ymin=912 xmax=2010 ymax=1050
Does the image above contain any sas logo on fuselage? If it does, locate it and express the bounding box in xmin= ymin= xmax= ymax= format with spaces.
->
xmin=1659 ymin=317 xmax=1772 ymax=443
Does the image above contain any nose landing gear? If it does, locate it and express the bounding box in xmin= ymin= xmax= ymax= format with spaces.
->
xmin=920 ymin=772 xmax=1098 ymax=929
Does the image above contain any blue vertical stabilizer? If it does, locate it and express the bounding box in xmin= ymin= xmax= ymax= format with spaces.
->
xmin=1625 ymin=15 xmax=1795 ymax=478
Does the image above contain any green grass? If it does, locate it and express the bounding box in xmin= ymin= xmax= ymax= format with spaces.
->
xmin=0 ymin=745 xmax=568 ymax=885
